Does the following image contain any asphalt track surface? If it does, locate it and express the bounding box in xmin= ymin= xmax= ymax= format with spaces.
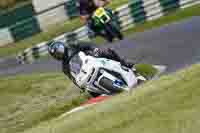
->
xmin=0 ymin=17 xmax=200 ymax=77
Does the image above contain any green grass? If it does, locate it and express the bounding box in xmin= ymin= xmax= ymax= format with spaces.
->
xmin=0 ymin=0 xmax=30 ymax=11
xmin=0 ymin=3 xmax=199 ymax=57
xmin=0 ymin=0 xmax=128 ymax=57
xmin=0 ymin=64 xmax=156 ymax=133
xmin=21 ymin=64 xmax=200 ymax=133
xmin=124 ymin=5 xmax=200 ymax=35
xmin=135 ymin=64 xmax=158 ymax=79
xmin=0 ymin=73 xmax=90 ymax=133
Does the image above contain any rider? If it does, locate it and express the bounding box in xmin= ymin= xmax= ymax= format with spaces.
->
xmin=79 ymin=0 xmax=119 ymax=42
xmin=48 ymin=40 xmax=134 ymax=89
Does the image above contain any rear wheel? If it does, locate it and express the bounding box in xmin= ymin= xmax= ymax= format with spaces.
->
xmin=104 ymin=22 xmax=123 ymax=41
xmin=103 ymin=27 xmax=114 ymax=42
xmin=88 ymin=91 xmax=101 ymax=97
xmin=115 ymin=30 xmax=124 ymax=40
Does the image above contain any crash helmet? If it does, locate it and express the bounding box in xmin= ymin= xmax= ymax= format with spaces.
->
xmin=48 ymin=41 xmax=65 ymax=60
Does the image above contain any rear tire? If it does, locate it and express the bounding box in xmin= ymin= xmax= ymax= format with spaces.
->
xmin=104 ymin=28 xmax=114 ymax=42
xmin=88 ymin=91 xmax=101 ymax=97
xmin=105 ymin=23 xmax=123 ymax=41
xmin=116 ymin=30 xmax=124 ymax=40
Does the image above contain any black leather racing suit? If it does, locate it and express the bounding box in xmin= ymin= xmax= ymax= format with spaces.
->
xmin=62 ymin=42 xmax=133 ymax=89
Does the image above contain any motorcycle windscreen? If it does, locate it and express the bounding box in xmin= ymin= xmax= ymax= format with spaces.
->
xmin=69 ymin=54 xmax=83 ymax=76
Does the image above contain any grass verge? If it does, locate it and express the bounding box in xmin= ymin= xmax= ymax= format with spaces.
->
xmin=0 ymin=64 xmax=156 ymax=133
xmin=0 ymin=0 xmax=128 ymax=57
xmin=135 ymin=64 xmax=158 ymax=79
xmin=0 ymin=73 xmax=90 ymax=133
xmin=0 ymin=4 xmax=200 ymax=57
xmin=22 ymin=63 xmax=200 ymax=133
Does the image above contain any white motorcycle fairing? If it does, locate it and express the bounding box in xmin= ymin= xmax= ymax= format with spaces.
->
xmin=69 ymin=51 xmax=138 ymax=95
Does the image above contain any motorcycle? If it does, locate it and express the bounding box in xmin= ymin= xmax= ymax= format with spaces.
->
xmin=69 ymin=51 xmax=146 ymax=97
xmin=91 ymin=7 xmax=123 ymax=42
